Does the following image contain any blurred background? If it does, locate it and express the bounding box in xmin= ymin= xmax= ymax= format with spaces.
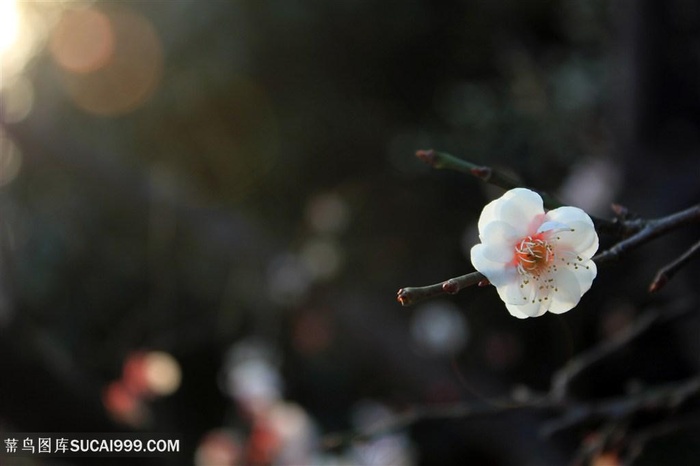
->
xmin=1 ymin=0 xmax=700 ymax=465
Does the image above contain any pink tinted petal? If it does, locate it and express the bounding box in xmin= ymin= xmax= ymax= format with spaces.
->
xmin=480 ymin=221 xmax=519 ymax=262
xmin=496 ymin=188 xmax=544 ymax=236
xmin=470 ymin=244 xmax=517 ymax=287
xmin=548 ymin=268 xmax=582 ymax=314
xmin=477 ymin=188 xmax=541 ymax=233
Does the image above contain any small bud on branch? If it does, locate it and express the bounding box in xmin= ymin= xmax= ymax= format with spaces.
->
xmin=648 ymin=238 xmax=700 ymax=293
xmin=397 ymin=271 xmax=484 ymax=307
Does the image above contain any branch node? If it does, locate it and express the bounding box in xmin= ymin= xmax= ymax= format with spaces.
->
xmin=648 ymin=274 xmax=668 ymax=294
xmin=415 ymin=149 xmax=437 ymax=166
xmin=442 ymin=280 xmax=460 ymax=295
xmin=470 ymin=166 xmax=491 ymax=180
xmin=396 ymin=288 xmax=414 ymax=306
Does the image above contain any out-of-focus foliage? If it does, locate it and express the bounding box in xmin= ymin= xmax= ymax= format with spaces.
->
xmin=1 ymin=0 xmax=699 ymax=464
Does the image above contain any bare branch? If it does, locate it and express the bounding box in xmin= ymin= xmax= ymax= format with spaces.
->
xmin=649 ymin=238 xmax=700 ymax=293
xmin=322 ymin=375 xmax=700 ymax=451
xmin=415 ymin=149 xmax=624 ymax=234
xmin=551 ymin=303 xmax=693 ymax=401
xmin=415 ymin=149 xmax=561 ymax=209
xmin=550 ymin=310 xmax=660 ymax=401
xmin=397 ymin=271 xmax=485 ymax=307
xmin=593 ymin=205 xmax=700 ymax=264
xmin=541 ymin=376 xmax=700 ymax=438
xmin=323 ymin=394 xmax=559 ymax=449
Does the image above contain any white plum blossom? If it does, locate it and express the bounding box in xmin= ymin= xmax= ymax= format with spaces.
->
xmin=470 ymin=188 xmax=598 ymax=318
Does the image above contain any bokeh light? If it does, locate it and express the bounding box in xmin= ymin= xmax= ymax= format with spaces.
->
xmin=410 ymin=301 xmax=469 ymax=357
xmin=122 ymin=350 xmax=182 ymax=398
xmin=0 ymin=129 xmax=22 ymax=186
xmin=50 ymin=5 xmax=163 ymax=116
xmin=49 ymin=7 xmax=114 ymax=75
xmin=142 ymin=351 xmax=182 ymax=397
xmin=0 ymin=75 xmax=34 ymax=122
xmin=223 ymin=340 xmax=282 ymax=417
xmin=300 ymin=238 xmax=344 ymax=281
xmin=305 ymin=192 xmax=351 ymax=234
xmin=102 ymin=380 xmax=148 ymax=428
xmin=266 ymin=253 xmax=313 ymax=305
xmin=0 ymin=0 xmax=20 ymax=53
xmin=194 ymin=429 xmax=242 ymax=466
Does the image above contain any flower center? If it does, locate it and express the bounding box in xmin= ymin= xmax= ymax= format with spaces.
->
xmin=514 ymin=235 xmax=553 ymax=276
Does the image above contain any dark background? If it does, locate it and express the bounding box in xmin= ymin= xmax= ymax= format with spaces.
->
xmin=1 ymin=0 xmax=700 ymax=464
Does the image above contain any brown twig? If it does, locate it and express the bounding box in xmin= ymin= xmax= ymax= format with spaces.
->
xmin=415 ymin=149 xmax=623 ymax=234
xmin=416 ymin=149 xmax=561 ymax=209
xmin=550 ymin=302 xmax=692 ymax=401
xmin=541 ymin=375 xmax=700 ymax=438
xmin=592 ymin=205 xmax=700 ymax=265
xmin=649 ymin=238 xmax=700 ymax=293
xmin=397 ymin=271 xmax=484 ymax=307
xmin=322 ymin=374 xmax=700 ymax=450
xmin=550 ymin=310 xmax=661 ymax=402
xmin=625 ymin=413 xmax=700 ymax=464
xmin=323 ymin=394 xmax=559 ymax=449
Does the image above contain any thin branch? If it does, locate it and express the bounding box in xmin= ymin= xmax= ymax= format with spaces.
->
xmin=550 ymin=312 xmax=658 ymax=401
xmin=551 ymin=303 xmax=692 ymax=401
xmin=625 ymin=413 xmax=700 ymax=465
xmin=541 ymin=375 xmax=700 ymax=438
xmin=396 ymin=271 xmax=485 ymax=307
xmin=415 ymin=149 xmax=623 ymax=234
xmin=416 ymin=149 xmax=561 ymax=209
xmin=592 ymin=205 xmax=700 ymax=264
xmin=649 ymin=238 xmax=700 ymax=293
xmin=321 ymin=375 xmax=700 ymax=450
xmin=322 ymin=394 xmax=559 ymax=449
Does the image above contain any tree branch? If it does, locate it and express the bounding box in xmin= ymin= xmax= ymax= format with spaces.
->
xmin=396 ymin=271 xmax=486 ymax=307
xmin=415 ymin=149 xmax=625 ymax=235
xmin=549 ymin=310 xmax=661 ymax=402
xmin=322 ymin=375 xmax=700 ymax=450
xmin=416 ymin=149 xmax=561 ymax=210
xmin=649 ymin=238 xmax=700 ymax=293
xmin=592 ymin=205 xmax=700 ymax=264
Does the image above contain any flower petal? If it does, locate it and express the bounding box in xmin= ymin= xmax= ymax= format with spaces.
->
xmin=505 ymin=300 xmax=546 ymax=318
xmin=496 ymin=188 xmax=544 ymax=236
xmin=480 ymin=221 xmax=519 ymax=262
xmin=470 ymin=244 xmax=517 ymax=287
xmin=572 ymin=259 xmax=597 ymax=294
xmin=545 ymin=206 xmax=593 ymax=225
xmin=478 ymin=188 xmax=543 ymax=235
xmin=478 ymin=197 xmax=501 ymax=234
xmin=537 ymin=221 xmax=570 ymax=235
xmin=554 ymin=221 xmax=599 ymax=259
xmin=547 ymin=268 xmax=582 ymax=314
xmin=504 ymin=304 xmax=531 ymax=319
xmin=496 ymin=279 xmax=529 ymax=305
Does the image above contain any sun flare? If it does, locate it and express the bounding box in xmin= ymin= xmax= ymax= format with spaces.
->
xmin=0 ymin=0 xmax=20 ymax=54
